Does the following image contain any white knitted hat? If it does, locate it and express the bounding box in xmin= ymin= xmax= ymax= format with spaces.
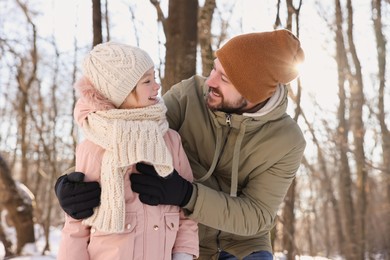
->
xmin=82 ymin=42 xmax=154 ymax=107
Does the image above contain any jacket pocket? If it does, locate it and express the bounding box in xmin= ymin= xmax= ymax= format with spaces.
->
xmin=88 ymin=212 xmax=137 ymax=260
xmin=164 ymin=212 xmax=180 ymax=260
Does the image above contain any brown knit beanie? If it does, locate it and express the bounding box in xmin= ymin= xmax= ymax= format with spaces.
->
xmin=215 ymin=29 xmax=305 ymax=104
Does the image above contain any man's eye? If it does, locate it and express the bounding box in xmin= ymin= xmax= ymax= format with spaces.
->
xmin=221 ymin=76 xmax=230 ymax=83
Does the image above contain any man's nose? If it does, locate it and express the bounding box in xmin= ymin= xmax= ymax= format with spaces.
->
xmin=206 ymin=71 xmax=217 ymax=86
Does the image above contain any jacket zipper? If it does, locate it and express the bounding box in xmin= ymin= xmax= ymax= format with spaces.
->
xmin=217 ymin=230 xmax=222 ymax=253
xmin=215 ymin=114 xmax=232 ymax=254
xmin=225 ymin=113 xmax=232 ymax=127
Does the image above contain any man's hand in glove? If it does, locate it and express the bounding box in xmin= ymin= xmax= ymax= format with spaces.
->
xmin=54 ymin=172 xmax=101 ymax=219
xmin=130 ymin=163 xmax=193 ymax=207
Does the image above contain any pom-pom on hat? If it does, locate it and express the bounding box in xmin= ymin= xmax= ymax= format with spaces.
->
xmin=215 ymin=29 xmax=305 ymax=104
xmin=82 ymin=42 xmax=154 ymax=107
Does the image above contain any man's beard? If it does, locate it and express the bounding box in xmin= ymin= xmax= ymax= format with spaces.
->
xmin=206 ymin=88 xmax=248 ymax=114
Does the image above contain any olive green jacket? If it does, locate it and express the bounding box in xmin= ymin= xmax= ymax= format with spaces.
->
xmin=163 ymin=75 xmax=306 ymax=260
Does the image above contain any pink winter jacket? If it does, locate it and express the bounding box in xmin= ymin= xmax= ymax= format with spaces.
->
xmin=58 ymin=97 xmax=199 ymax=260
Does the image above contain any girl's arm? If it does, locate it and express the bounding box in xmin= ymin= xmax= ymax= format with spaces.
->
xmin=58 ymin=140 xmax=104 ymax=260
xmin=171 ymin=131 xmax=199 ymax=258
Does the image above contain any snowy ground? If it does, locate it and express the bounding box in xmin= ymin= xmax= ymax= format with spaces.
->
xmin=0 ymin=225 xmax=336 ymax=260
xmin=0 ymin=225 xmax=60 ymax=260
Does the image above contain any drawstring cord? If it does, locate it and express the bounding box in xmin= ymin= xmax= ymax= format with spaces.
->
xmin=195 ymin=116 xmax=223 ymax=182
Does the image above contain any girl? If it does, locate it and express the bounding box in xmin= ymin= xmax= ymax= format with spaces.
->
xmin=57 ymin=42 xmax=198 ymax=260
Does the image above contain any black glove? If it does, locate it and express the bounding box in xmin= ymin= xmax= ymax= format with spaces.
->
xmin=130 ymin=163 xmax=193 ymax=207
xmin=54 ymin=172 xmax=101 ymax=219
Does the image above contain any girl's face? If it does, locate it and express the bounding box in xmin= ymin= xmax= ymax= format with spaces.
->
xmin=119 ymin=68 xmax=160 ymax=109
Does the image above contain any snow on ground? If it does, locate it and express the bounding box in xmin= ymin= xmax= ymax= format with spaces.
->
xmin=0 ymin=225 xmax=60 ymax=260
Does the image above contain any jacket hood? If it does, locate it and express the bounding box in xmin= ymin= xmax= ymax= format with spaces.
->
xmin=73 ymin=76 xmax=115 ymax=127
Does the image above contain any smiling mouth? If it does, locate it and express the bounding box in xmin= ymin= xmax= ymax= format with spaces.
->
xmin=148 ymin=96 xmax=158 ymax=101
xmin=209 ymin=88 xmax=221 ymax=97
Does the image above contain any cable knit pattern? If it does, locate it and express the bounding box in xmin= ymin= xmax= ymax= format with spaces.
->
xmin=81 ymin=100 xmax=173 ymax=232
xmin=82 ymin=42 xmax=154 ymax=107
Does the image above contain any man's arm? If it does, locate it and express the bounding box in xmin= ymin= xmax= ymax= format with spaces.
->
xmin=54 ymin=169 xmax=101 ymax=219
xmin=131 ymin=141 xmax=305 ymax=236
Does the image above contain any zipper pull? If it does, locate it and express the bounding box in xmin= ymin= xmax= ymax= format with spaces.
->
xmin=225 ymin=114 xmax=232 ymax=127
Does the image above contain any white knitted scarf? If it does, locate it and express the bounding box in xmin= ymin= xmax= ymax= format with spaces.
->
xmin=81 ymin=101 xmax=173 ymax=233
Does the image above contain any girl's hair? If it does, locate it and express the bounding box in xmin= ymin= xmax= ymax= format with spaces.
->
xmin=74 ymin=76 xmax=116 ymax=111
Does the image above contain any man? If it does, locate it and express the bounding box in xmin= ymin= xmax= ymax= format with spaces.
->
xmin=55 ymin=29 xmax=306 ymax=260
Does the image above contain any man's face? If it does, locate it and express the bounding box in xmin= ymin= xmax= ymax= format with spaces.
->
xmin=205 ymin=59 xmax=254 ymax=114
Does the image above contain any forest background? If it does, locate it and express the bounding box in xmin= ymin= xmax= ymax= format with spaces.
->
xmin=0 ymin=0 xmax=389 ymax=259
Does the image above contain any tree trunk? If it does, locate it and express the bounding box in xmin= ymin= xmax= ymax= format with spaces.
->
xmin=151 ymin=0 xmax=198 ymax=94
xmin=198 ymin=0 xmax=216 ymax=77
xmin=5 ymin=2 xmax=39 ymax=254
xmin=0 ymin=215 xmax=13 ymax=257
xmin=372 ymin=0 xmax=390 ymax=255
xmin=15 ymin=0 xmax=38 ymax=184
xmin=282 ymin=180 xmax=296 ymax=260
xmin=17 ymin=90 xmax=29 ymax=184
xmin=301 ymin=115 xmax=345 ymax=257
xmin=92 ymin=0 xmax=103 ymax=47
xmin=0 ymin=155 xmax=35 ymax=254
xmin=104 ymin=0 xmax=110 ymax=41
xmin=281 ymin=1 xmax=302 ymax=259
xmin=346 ymin=1 xmax=367 ymax=259
xmin=334 ymin=0 xmax=358 ymax=258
